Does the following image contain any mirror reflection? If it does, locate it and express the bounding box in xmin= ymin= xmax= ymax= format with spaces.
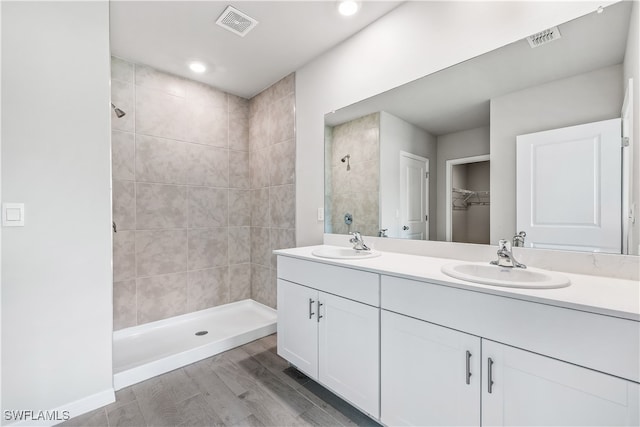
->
xmin=324 ymin=1 xmax=637 ymax=254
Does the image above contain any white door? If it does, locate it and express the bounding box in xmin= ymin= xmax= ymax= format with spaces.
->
xmin=276 ymin=279 xmax=318 ymax=380
xmin=482 ymin=340 xmax=639 ymax=426
xmin=399 ymin=152 xmax=428 ymax=239
xmin=318 ymin=292 xmax=380 ymax=418
xmin=516 ymin=118 xmax=621 ymax=253
xmin=381 ymin=310 xmax=481 ymax=426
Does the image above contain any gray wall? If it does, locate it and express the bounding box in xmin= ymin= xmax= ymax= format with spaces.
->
xmin=329 ymin=113 xmax=380 ymax=237
xmin=110 ymin=58 xmax=253 ymax=330
xmin=2 ymin=1 xmax=114 ymax=414
xmin=490 ymin=64 xmax=623 ymax=243
xmin=380 ymin=111 xmax=437 ymax=239
xmin=249 ymin=74 xmax=296 ymax=309
xmin=436 ymin=126 xmax=490 ymax=241
xmin=466 ymin=162 xmax=490 ymax=244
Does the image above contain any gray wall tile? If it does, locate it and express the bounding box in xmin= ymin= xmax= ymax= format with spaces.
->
xmin=229 ymin=190 xmax=251 ymax=227
xmin=136 ymin=183 xmax=187 ymax=229
xmin=113 ymin=179 xmax=136 ymax=231
xmin=136 ymin=135 xmax=189 ymax=184
xmin=229 ymin=227 xmax=250 ymax=264
xmin=113 ymin=230 xmax=136 ymax=282
xmin=250 ymin=147 xmax=270 ymax=188
xmin=187 ymin=267 xmax=229 ymax=312
xmin=186 ymin=144 xmax=229 ymax=188
xmin=188 ymin=228 xmax=228 ymax=270
xmin=135 ymin=64 xmax=187 ymax=97
xmin=135 ymin=86 xmax=187 ymax=141
xmin=184 ymin=103 xmax=228 ymax=148
xmin=229 ymin=95 xmax=249 ymax=151
xmin=114 ymin=279 xmax=136 ymax=330
xmin=111 ymin=56 xmax=134 ymax=84
xmin=136 ymin=229 xmax=187 ymax=277
xmin=251 ymin=188 xmax=269 ymax=227
xmin=270 ymin=184 xmax=295 ymax=228
xmin=270 ymin=228 xmax=295 ymax=268
xmin=229 ymin=264 xmax=251 ymax=302
xmin=269 ymin=94 xmax=295 ymax=144
xmin=251 ymin=264 xmax=274 ymax=309
xmin=112 ymin=130 xmax=135 ymax=181
xmin=269 ymin=139 xmax=295 ymax=186
xmin=137 ymin=273 xmax=187 ymax=323
xmin=188 ymin=187 xmax=228 ymax=228
xmin=229 ymin=150 xmax=250 ymax=189
xmin=250 ymin=227 xmax=270 ymax=267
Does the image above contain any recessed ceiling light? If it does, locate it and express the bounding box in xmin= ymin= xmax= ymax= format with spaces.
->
xmin=338 ymin=1 xmax=359 ymax=16
xmin=189 ymin=62 xmax=206 ymax=73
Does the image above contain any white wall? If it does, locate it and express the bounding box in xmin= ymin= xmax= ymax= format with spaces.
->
xmin=436 ymin=126 xmax=490 ymax=241
xmin=623 ymin=0 xmax=639 ymax=254
xmin=490 ymin=64 xmax=623 ymax=243
xmin=296 ymin=0 xmax=614 ymax=246
xmin=1 ymin=1 xmax=114 ymax=419
xmin=379 ymin=111 xmax=436 ymax=238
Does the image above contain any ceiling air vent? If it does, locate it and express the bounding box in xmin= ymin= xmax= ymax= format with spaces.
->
xmin=216 ymin=6 xmax=258 ymax=37
xmin=526 ymin=26 xmax=562 ymax=48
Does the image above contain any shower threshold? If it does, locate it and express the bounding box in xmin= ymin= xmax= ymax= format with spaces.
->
xmin=113 ymin=299 xmax=277 ymax=390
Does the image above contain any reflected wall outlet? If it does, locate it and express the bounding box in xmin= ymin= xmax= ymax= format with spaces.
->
xmin=317 ymin=208 xmax=324 ymax=221
xmin=3 ymin=203 xmax=25 ymax=226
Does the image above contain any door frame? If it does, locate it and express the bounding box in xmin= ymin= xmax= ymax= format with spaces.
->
xmin=399 ymin=151 xmax=429 ymax=240
xmin=445 ymin=154 xmax=490 ymax=242
xmin=621 ymin=78 xmax=633 ymax=254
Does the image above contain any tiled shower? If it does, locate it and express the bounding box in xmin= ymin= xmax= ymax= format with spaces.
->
xmin=110 ymin=57 xmax=295 ymax=330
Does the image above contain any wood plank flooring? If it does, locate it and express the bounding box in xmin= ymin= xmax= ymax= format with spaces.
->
xmin=62 ymin=334 xmax=382 ymax=427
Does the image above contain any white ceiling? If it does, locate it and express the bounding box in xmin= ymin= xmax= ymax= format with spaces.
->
xmin=109 ymin=1 xmax=403 ymax=99
xmin=325 ymin=0 xmax=631 ymax=136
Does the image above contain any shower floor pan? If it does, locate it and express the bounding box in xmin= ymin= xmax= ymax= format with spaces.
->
xmin=113 ymin=299 xmax=277 ymax=390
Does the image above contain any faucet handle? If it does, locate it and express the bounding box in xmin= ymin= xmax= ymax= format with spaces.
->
xmin=498 ymin=239 xmax=511 ymax=251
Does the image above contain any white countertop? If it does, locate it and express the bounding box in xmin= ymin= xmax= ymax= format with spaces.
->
xmin=275 ymin=245 xmax=640 ymax=322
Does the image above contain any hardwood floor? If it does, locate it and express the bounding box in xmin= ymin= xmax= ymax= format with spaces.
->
xmin=62 ymin=334 xmax=381 ymax=427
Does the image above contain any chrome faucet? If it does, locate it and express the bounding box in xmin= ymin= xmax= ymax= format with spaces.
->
xmin=349 ymin=231 xmax=370 ymax=251
xmin=490 ymin=239 xmax=526 ymax=269
xmin=513 ymin=231 xmax=526 ymax=247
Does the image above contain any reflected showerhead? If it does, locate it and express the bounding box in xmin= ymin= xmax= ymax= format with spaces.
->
xmin=111 ymin=103 xmax=126 ymax=118
xmin=341 ymin=154 xmax=351 ymax=171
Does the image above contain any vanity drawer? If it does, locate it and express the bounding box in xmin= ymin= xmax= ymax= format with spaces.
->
xmin=381 ymin=275 xmax=640 ymax=383
xmin=277 ymin=256 xmax=379 ymax=306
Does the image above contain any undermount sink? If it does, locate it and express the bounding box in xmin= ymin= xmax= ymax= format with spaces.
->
xmin=311 ymin=246 xmax=381 ymax=260
xmin=441 ymin=262 xmax=570 ymax=289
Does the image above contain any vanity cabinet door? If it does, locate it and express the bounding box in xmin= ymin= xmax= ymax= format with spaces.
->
xmin=276 ymin=279 xmax=319 ymax=380
xmin=318 ymin=292 xmax=380 ymax=419
xmin=381 ymin=310 xmax=481 ymax=426
xmin=482 ymin=340 xmax=640 ymax=426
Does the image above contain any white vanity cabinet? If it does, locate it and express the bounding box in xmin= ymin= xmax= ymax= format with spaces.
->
xmin=276 ymin=256 xmax=380 ymax=418
xmin=381 ymin=310 xmax=481 ymax=426
xmin=482 ymin=340 xmax=639 ymax=426
xmin=381 ymin=274 xmax=640 ymax=426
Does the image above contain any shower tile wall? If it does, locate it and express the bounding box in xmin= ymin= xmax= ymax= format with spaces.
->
xmin=249 ymin=74 xmax=296 ymax=309
xmin=111 ymin=57 xmax=251 ymax=330
xmin=329 ymin=113 xmax=380 ymax=237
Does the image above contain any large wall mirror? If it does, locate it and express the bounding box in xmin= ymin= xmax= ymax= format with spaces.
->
xmin=324 ymin=1 xmax=637 ymax=255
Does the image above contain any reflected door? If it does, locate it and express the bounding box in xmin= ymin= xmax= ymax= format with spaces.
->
xmin=400 ymin=152 xmax=428 ymax=240
xmin=516 ymin=118 xmax=621 ymax=253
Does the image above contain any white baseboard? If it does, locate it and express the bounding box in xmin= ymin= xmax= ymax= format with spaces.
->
xmin=5 ymin=388 xmax=115 ymax=427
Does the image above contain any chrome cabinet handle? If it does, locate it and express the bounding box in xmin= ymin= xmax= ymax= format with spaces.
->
xmin=113 ymin=221 xmax=117 ymax=233
xmin=317 ymin=301 xmax=323 ymax=322
xmin=466 ymin=350 xmax=472 ymax=385
xmin=488 ymin=357 xmax=494 ymax=393
xmin=308 ymin=298 xmax=315 ymax=319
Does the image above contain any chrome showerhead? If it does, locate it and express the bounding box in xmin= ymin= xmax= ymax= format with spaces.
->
xmin=111 ymin=103 xmax=126 ymax=118
xmin=341 ymin=154 xmax=351 ymax=171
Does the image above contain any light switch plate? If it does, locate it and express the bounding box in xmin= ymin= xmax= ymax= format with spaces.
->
xmin=3 ymin=203 xmax=25 ymax=226
xmin=317 ymin=207 xmax=324 ymax=221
